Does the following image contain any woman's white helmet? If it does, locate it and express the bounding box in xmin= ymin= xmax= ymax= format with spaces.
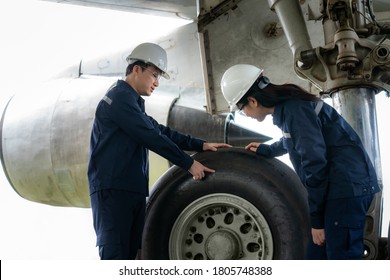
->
xmin=126 ymin=42 xmax=170 ymax=79
xmin=221 ymin=64 xmax=264 ymax=111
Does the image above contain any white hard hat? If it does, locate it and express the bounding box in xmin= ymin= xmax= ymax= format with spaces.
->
xmin=126 ymin=42 xmax=170 ymax=79
xmin=220 ymin=64 xmax=264 ymax=111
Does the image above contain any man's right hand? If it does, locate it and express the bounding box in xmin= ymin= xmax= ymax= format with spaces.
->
xmin=188 ymin=160 xmax=215 ymax=180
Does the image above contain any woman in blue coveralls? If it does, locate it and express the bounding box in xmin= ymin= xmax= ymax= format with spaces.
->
xmin=88 ymin=43 xmax=231 ymax=260
xmin=220 ymin=64 xmax=380 ymax=259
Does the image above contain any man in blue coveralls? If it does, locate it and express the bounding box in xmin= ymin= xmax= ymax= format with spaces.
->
xmin=88 ymin=42 xmax=231 ymax=260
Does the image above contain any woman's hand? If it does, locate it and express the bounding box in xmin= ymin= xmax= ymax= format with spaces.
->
xmin=311 ymin=228 xmax=325 ymax=246
xmin=245 ymin=142 xmax=260 ymax=153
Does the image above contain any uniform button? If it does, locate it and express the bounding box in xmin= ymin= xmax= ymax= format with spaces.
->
xmin=363 ymin=188 xmax=367 ymax=192
xmin=334 ymin=221 xmax=338 ymax=226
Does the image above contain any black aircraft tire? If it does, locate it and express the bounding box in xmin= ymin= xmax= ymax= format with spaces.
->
xmin=142 ymin=148 xmax=310 ymax=260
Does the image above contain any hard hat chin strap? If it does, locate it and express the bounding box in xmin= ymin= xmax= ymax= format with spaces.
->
xmin=257 ymin=76 xmax=270 ymax=90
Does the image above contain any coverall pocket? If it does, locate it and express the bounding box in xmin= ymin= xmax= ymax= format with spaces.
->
xmin=331 ymin=214 xmax=365 ymax=229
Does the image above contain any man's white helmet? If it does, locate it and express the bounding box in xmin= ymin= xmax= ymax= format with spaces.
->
xmin=126 ymin=42 xmax=170 ymax=79
xmin=220 ymin=64 xmax=264 ymax=111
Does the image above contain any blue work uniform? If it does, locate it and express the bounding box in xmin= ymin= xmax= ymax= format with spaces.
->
xmin=88 ymin=80 xmax=205 ymax=259
xmin=256 ymin=99 xmax=380 ymax=259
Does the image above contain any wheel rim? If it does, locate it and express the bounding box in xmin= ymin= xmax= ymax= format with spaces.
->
xmin=169 ymin=193 xmax=274 ymax=260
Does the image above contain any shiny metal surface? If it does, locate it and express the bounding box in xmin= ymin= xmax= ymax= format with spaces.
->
xmin=1 ymin=77 xmax=116 ymax=207
xmin=333 ymin=88 xmax=382 ymax=168
xmin=267 ymin=0 xmax=312 ymax=59
xmin=168 ymin=106 xmax=272 ymax=147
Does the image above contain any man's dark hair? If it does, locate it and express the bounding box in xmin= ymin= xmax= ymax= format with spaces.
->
xmin=126 ymin=61 xmax=149 ymax=76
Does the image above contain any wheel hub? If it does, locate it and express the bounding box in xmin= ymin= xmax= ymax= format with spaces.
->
xmin=205 ymin=229 xmax=240 ymax=259
xmin=169 ymin=193 xmax=274 ymax=259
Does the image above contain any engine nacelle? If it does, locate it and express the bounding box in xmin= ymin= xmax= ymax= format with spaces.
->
xmin=0 ymin=77 xmax=115 ymax=207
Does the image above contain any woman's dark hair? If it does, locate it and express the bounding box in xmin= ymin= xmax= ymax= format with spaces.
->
xmin=237 ymin=77 xmax=320 ymax=108
xmin=125 ymin=60 xmax=149 ymax=76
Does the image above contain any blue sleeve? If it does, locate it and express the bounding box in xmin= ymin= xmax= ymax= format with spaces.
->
xmin=106 ymin=91 xmax=195 ymax=170
xmin=286 ymin=103 xmax=328 ymax=229
xmin=256 ymin=138 xmax=287 ymax=158
xmin=147 ymin=116 xmax=205 ymax=152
